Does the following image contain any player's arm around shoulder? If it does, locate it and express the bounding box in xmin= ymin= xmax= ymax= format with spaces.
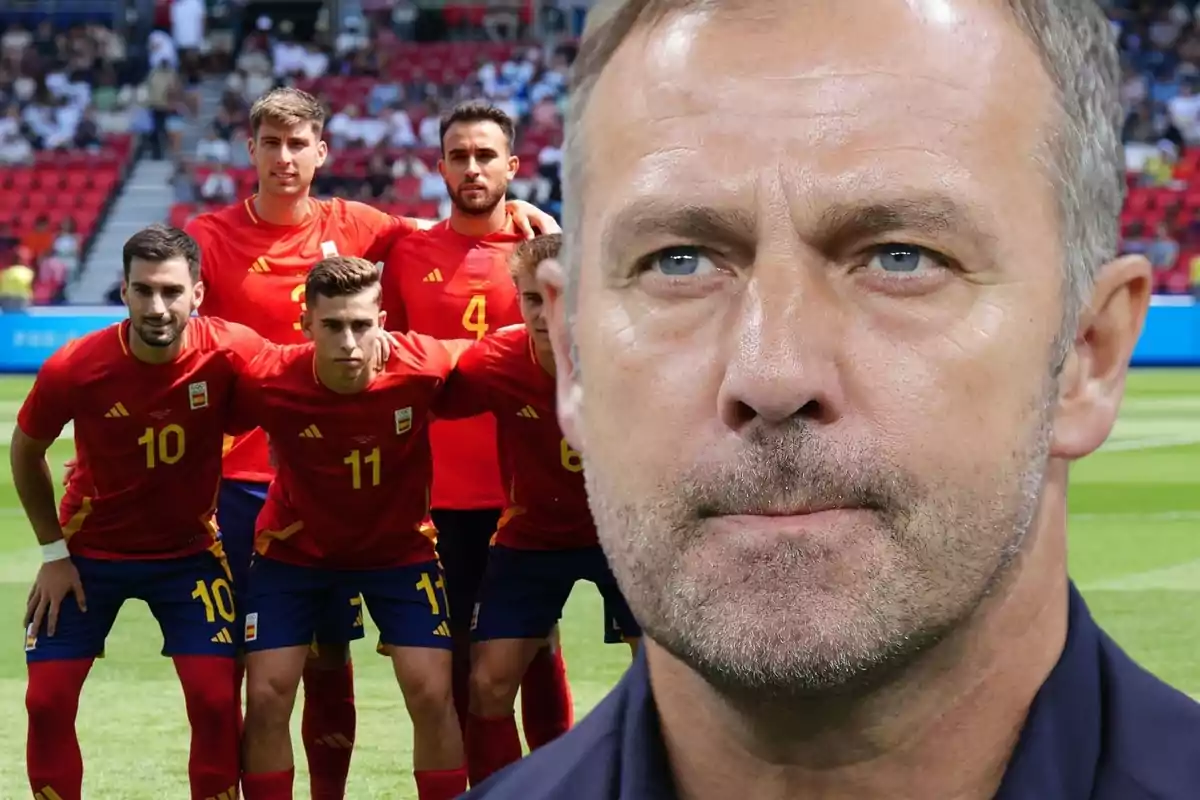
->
xmin=431 ymin=334 xmax=499 ymax=420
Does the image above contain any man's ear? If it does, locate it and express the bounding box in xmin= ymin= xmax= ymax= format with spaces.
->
xmin=539 ymin=258 xmax=584 ymax=451
xmin=1050 ymin=254 xmax=1152 ymax=460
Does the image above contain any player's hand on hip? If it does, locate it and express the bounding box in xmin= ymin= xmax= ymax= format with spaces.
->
xmin=62 ymin=456 xmax=77 ymax=487
xmin=25 ymin=559 xmax=86 ymax=637
xmin=506 ymin=200 xmax=562 ymax=239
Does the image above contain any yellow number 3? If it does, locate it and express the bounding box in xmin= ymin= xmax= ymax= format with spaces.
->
xmin=462 ymin=294 xmax=487 ymax=340
xmin=560 ymin=439 xmax=583 ymax=473
xmin=291 ymin=283 xmax=307 ymax=331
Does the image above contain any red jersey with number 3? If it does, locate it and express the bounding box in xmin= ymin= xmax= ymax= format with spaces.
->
xmin=380 ymin=219 xmax=524 ymax=511
xmin=187 ymin=196 xmax=420 ymax=484
xmin=233 ymin=335 xmax=457 ymax=569
xmin=437 ymin=326 xmax=595 ymax=549
xmin=16 ymin=318 xmax=266 ymax=559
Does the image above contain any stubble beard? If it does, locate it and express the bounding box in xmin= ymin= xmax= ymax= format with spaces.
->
xmin=584 ymin=399 xmax=1054 ymax=704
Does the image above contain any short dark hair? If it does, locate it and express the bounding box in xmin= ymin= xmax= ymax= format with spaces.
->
xmin=305 ymin=255 xmax=381 ymax=305
xmin=122 ymin=224 xmax=201 ymax=281
xmin=440 ymin=100 xmax=516 ymax=154
xmin=510 ymin=233 xmax=562 ymax=281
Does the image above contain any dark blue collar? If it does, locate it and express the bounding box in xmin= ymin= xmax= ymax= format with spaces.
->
xmin=618 ymin=583 xmax=1102 ymax=799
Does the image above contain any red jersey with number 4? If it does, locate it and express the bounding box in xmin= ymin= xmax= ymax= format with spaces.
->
xmin=187 ymin=197 xmax=420 ymax=484
xmin=234 ymin=335 xmax=458 ymax=569
xmin=16 ymin=318 xmax=266 ymax=560
xmin=380 ymin=219 xmax=524 ymax=511
xmin=437 ymin=326 xmax=595 ymax=549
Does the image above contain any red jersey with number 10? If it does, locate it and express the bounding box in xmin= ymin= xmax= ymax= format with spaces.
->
xmin=16 ymin=318 xmax=266 ymax=559
xmin=187 ymin=197 xmax=420 ymax=484
xmin=380 ymin=219 xmax=524 ymax=511
xmin=437 ymin=326 xmax=596 ymax=549
xmin=233 ymin=335 xmax=458 ymax=569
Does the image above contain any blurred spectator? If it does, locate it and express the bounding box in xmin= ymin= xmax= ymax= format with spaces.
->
xmin=144 ymin=59 xmax=183 ymax=159
xmin=327 ymin=104 xmax=388 ymax=148
xmin=365 ymin=152 xmax=393 ymax=197
xmin=1147 ymin=222 xmax=1181 ymax=272
xmin=200 ymin=164 xmax=236 ymax=204
xmin=392 ymin=147 xmax=428 ymax=179
xmin=171 ymin=0 xmax=207 ymax=64
xmin=171 ymin=161 xmax=200 ymax=204
xmin=21 ymin=216 xmax=56 ymax=263
xmin=0 ymin=260 xmax=34 ymax=312
xmin=51 ymin=218 xmax=81 ymax=279
xmin=196 ymin=123 xmax=232 ymax=163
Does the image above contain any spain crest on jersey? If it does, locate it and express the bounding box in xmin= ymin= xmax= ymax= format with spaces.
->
xmin=320 ymin=240 xmax=339 ymax=259
xmin=188 ymin=381 xmax=209 ymax=410
xmin=395 ymin=407 xmax=413 ymax=435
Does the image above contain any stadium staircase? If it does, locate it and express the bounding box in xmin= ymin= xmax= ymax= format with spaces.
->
xmin=69 ymin=79 xmax=229 ymax=303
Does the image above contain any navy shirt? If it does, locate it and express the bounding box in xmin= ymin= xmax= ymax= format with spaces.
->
xmin=466 ymin=585 xmax=1200 ymax=799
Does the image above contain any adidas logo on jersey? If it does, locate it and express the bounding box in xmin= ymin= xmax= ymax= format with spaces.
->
xmin=433 ymin=621 xmax=451 ymax=637
xmin=300 ymin=425 xmax=323 ymax=439
xmin=517 ymin=405 xmax=539 ymax=419
xmin=210 ymin=628 xmax=233 ymax=644
xmin=249 ymin=256 xmax=270 ymax=273
xmin=422 ymin=268 xmax=443 ymax=283
xmin=104 ymin=402 xmax=130 ymax=418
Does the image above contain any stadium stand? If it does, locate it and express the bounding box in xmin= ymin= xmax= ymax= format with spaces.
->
xmin=3 ymin=0 xmax=1200 ymax=307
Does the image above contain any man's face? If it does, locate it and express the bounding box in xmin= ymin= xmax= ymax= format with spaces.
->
xmin=249 ymin=119 xmax=327 ymax=197
xmin=301 ymin=288 xmax=386 ymax=379
xmin=439 ymin=120 xmax=517 ymax=216
xmin=515 ymin=265 xmax=552 ymax=358
xmin=560 ymin=0 xmax=1092 ymax=696
xmin=122 ymin=256 xmax=202 ymax=349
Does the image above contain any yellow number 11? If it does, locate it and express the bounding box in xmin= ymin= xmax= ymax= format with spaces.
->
xmin=344 ymin=447 xmax=381 ymax=489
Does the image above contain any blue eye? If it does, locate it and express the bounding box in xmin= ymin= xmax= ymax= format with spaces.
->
xmin=867 ymin=245 xmax=941 ymax=274
xmin=648 ymin=246 xmax=715 ymax=276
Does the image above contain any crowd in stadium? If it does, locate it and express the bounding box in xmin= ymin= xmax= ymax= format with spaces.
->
xmin=2 ymin=1 xmax=1200 ymax=309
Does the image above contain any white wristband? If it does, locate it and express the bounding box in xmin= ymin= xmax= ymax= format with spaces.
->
xmin=41 ymin=540 xmax=69 ymax=563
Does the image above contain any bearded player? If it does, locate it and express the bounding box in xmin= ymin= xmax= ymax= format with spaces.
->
xmin=436 ymin=234 xmax=641 ymax=784
xmin=236 ymin=256 xmax=470 ymax=800
xmin=380 ymin=102 xmax=573 ymax=764
xmin=13 ymin=225 xmax=266 ymax=800
xmin=181 ymin=87 xmax=556 ymax=798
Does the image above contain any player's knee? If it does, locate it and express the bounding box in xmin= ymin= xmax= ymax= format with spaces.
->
xmin=245 ymin=670 xmax=300 ymax=723
xmin=402 ymin=671 xmax=456 ymax=724
xmin=469 ymin=658 xmax=522 ymax=714
xmin=26 ymin=662 xmax=86 ymax=724
xmin=180 ymin=668 xmax=238 ymax=719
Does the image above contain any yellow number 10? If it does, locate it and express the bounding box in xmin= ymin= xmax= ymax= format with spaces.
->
xmin=560 ymin=439 xmax=583 ymax=473
xmin=138 ymin=424 xmax=185 ymax=469
xmin=191 ymin=578 xmax=235 ymax=623
xmin=344 ymin=447 xmax=381 ymax=489
xmin=462 ymin=294 xmax=488 ymax=339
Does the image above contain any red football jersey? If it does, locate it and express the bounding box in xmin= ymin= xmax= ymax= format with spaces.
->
xmin=16 ymin=318 xmax=266 ymax=560
xmin=234 ymin=335 xmax=457 ymax=569
xmin=187 ymin=196 xmax=421 ymax=484
xmin=380 ymin=219 xmax=524 ymax=511
xmin=437 ymin=326 xmax=596 ymax=550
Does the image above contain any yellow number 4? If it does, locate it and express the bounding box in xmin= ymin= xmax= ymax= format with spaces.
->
xmin=462 ymin=294 xmax=487 ymax=340
xmin=344 ymin=447 xmax=381 ymax=489
xmin=560 ymin=438 xmax=583 ymax=473
xmin=138 ymin=424 xmax=185 ymax=469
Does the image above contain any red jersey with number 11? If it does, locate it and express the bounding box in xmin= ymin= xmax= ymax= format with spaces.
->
xmin=188 ymin=196 xmax=421 ymax=484
xmin=233 ymin=335 xmax=459 ymax=569
xmin=380 ymin=219 xmax=524 ymax=511
xmin=437 ymin=326 xmax=596 ymax=550
xmin=16 ymin=318 xmax=265 ymax=559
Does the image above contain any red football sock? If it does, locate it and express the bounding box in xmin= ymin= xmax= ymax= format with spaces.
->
xmin=520 ymin=646 xmax=573 ymax=749
xmin=173 ymin=655 xmax=241 ymax=800
xmin=466 ymin=713 xmax=523 ymax=786
xmin=241 ymin=768 xmax=294 ymax=800
xmin=301 ymin=661 xmax=356 ymax=800
xmin=26 ymin=659 xmax=93 ymax=800
xmin=451 ymin=634 xmax=472 ymax=739
xmin=414 ymin=766 xmax=469 ymax=800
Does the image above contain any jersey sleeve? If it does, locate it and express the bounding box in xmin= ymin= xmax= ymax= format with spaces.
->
xmin=184 ymin=215 xmax=217 ymax=286
xmin=216 ymin=319 xmax=269 ymax=370
xmin=380 ymin=248 xmax=409 ymax=333
xmin=347 ymin=201 xmax=422 ymax=264
xmin=433 ymin=338 xmax=498 ymax=420
xmin=16 ymin=348 xmax=77 ymax=442
xmin=227 ymin=343 xmax=282 ymax=436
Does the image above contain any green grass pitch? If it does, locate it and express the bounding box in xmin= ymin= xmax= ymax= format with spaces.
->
xmin=0 ymin=371 xmax=1197 ymax=798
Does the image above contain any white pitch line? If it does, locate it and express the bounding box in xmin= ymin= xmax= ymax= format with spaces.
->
xmin=1077 ymin=559 xmax=1200 ymax=593
xmin=1098 ymin=435 xmax=1200 ymax=452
